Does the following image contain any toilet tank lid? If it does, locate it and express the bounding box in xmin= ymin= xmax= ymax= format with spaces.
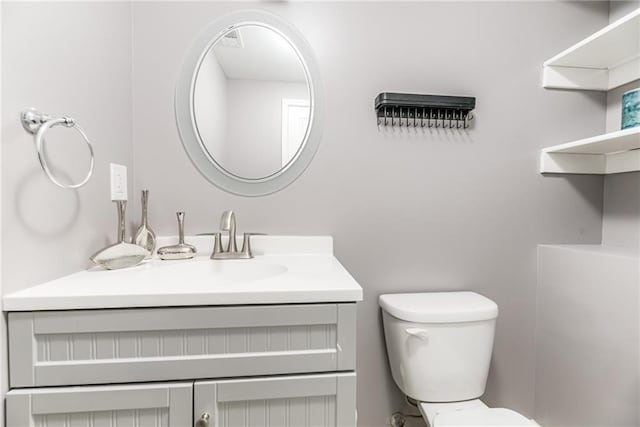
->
xmin=378 ymin=292 xmax=498 ymax=323
xmin=435 ymin=408 xmax=534 ymax=426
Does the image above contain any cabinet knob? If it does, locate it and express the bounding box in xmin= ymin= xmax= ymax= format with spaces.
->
xmin=196 ymin=412 xmax=210 ymax=427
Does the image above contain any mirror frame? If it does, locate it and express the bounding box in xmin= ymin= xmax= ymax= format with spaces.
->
xmin=175 ymin=10 xmax=324 ymax=197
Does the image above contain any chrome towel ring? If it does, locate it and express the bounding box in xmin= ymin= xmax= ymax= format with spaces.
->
xmin=21 ymin=108 xmax=95 ymax=189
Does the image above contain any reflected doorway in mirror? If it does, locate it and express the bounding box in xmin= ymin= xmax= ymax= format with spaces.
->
xmin=281 ymin=98 xmax=310 ymax=168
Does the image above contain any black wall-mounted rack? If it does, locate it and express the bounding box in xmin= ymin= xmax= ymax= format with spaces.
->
xmin=375 ymin=93 xmax=476 ymax=128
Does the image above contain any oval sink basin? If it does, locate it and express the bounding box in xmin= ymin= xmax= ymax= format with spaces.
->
xmin=155 ymin=258 xmax=288 ymax=283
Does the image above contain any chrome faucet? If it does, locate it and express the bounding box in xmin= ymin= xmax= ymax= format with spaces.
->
xmin=206 ymin=210 xmax=261 ymax=260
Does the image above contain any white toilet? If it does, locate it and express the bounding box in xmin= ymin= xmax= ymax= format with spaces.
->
xmin=379 ymin=291 xmax=535 ymax=427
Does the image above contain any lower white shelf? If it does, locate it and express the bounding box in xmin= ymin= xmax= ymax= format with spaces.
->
xmin=540 ymin=127 xmax=640 ymax=174
xmin=538 ymin=244 xmax=639 ymax=258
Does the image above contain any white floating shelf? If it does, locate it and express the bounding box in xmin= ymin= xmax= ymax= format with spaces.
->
xmin=543 ymin=8 xmax=640 ymax=91
xmin=540 ymin=127 xmax=640 ymax=174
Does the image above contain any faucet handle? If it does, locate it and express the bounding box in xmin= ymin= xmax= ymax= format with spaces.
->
xmin=241 ymin=233 xmax=266 ymax=258
xmin=197 ymin=232 xmax=223 ymax=258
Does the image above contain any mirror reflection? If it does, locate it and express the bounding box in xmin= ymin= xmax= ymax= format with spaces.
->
xmin=193 ymin=25 xmax=311 ymax=180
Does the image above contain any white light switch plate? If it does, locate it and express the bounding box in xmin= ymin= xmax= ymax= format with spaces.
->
xmin=110 ymin=163 xmax=128 ymax=201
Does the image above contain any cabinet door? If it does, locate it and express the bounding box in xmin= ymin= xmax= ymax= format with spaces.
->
xmin=194 ymin=373 xmax=356 ymax=427
xmin=6 ymin=382 xmax=192 ymax=427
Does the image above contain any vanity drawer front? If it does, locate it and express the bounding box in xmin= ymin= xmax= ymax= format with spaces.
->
xmin=8 ymin=303 xmax=356 ymax=388
xmin=6 ymin=382 xmax=192 ymax=427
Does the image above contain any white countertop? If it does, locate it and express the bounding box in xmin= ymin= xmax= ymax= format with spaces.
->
xmin=3 ymin=236 xmax=363 ymax=311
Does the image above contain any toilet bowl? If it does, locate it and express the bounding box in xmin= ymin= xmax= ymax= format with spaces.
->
xmin=379 ymin=292 xmax=534 ymax=427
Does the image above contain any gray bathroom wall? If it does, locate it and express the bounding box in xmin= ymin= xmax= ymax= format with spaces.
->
xmin=131 ymin=2 xmax=607 ymax=423
xmin=602 ymin=171 xmax=640 ymax=248
xmin=609 ymin=0 xmax=640 ymax=21
xmin=536 ymin=244 xmax=639 ymax=426
xmin=1 ymin=1 xmax=133 ymax=294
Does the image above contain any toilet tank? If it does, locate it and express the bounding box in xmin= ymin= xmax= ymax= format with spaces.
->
xmin=379 ymin=292 xmax=498 ymax=403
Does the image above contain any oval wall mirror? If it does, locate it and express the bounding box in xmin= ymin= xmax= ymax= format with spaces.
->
xmin=175 ymin=10 xmax=323 ymax=196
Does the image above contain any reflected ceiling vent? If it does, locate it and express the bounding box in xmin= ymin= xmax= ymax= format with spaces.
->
xmin=219 ymin=29 xmax=244 ymax=48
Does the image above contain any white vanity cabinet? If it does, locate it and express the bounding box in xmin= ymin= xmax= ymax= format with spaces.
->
xmin=3 ymin=237 xmax=364 ymax=427
xmin=6 ymin=303 xmax=357 ymax=427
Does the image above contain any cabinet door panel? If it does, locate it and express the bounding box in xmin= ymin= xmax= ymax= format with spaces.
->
xmin=194 ymin=373 xmax=356 ymax=427
xmin=9 ymin=304 xmax=356 ymax=388
xmin=6 ymin=382 xmax=192 ymax=427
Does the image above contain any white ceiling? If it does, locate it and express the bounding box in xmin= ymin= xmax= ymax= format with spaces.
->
xmin=212 ymin=25 xmax=308 ymax=83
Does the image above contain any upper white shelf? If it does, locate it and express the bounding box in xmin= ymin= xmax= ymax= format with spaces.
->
xmin=543 ymin=8 xmax=640 ymax=91
xmin=540 ymin=127 xmax=640 ymax=174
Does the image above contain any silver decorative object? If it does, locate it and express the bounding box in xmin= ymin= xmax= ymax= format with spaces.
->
xmin=90 ymin=201 xmax=149 ymax=270
xmin=133 ymin=190 xmax=156 ymax=258
xmin=157 ymin=212 xmax=197 ymax=260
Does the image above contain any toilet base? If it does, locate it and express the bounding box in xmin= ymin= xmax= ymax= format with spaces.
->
xmin=418 ymin=399 xmax=488 ymax=427
xmin=417 ymin=399 xmax=535 ymax=427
